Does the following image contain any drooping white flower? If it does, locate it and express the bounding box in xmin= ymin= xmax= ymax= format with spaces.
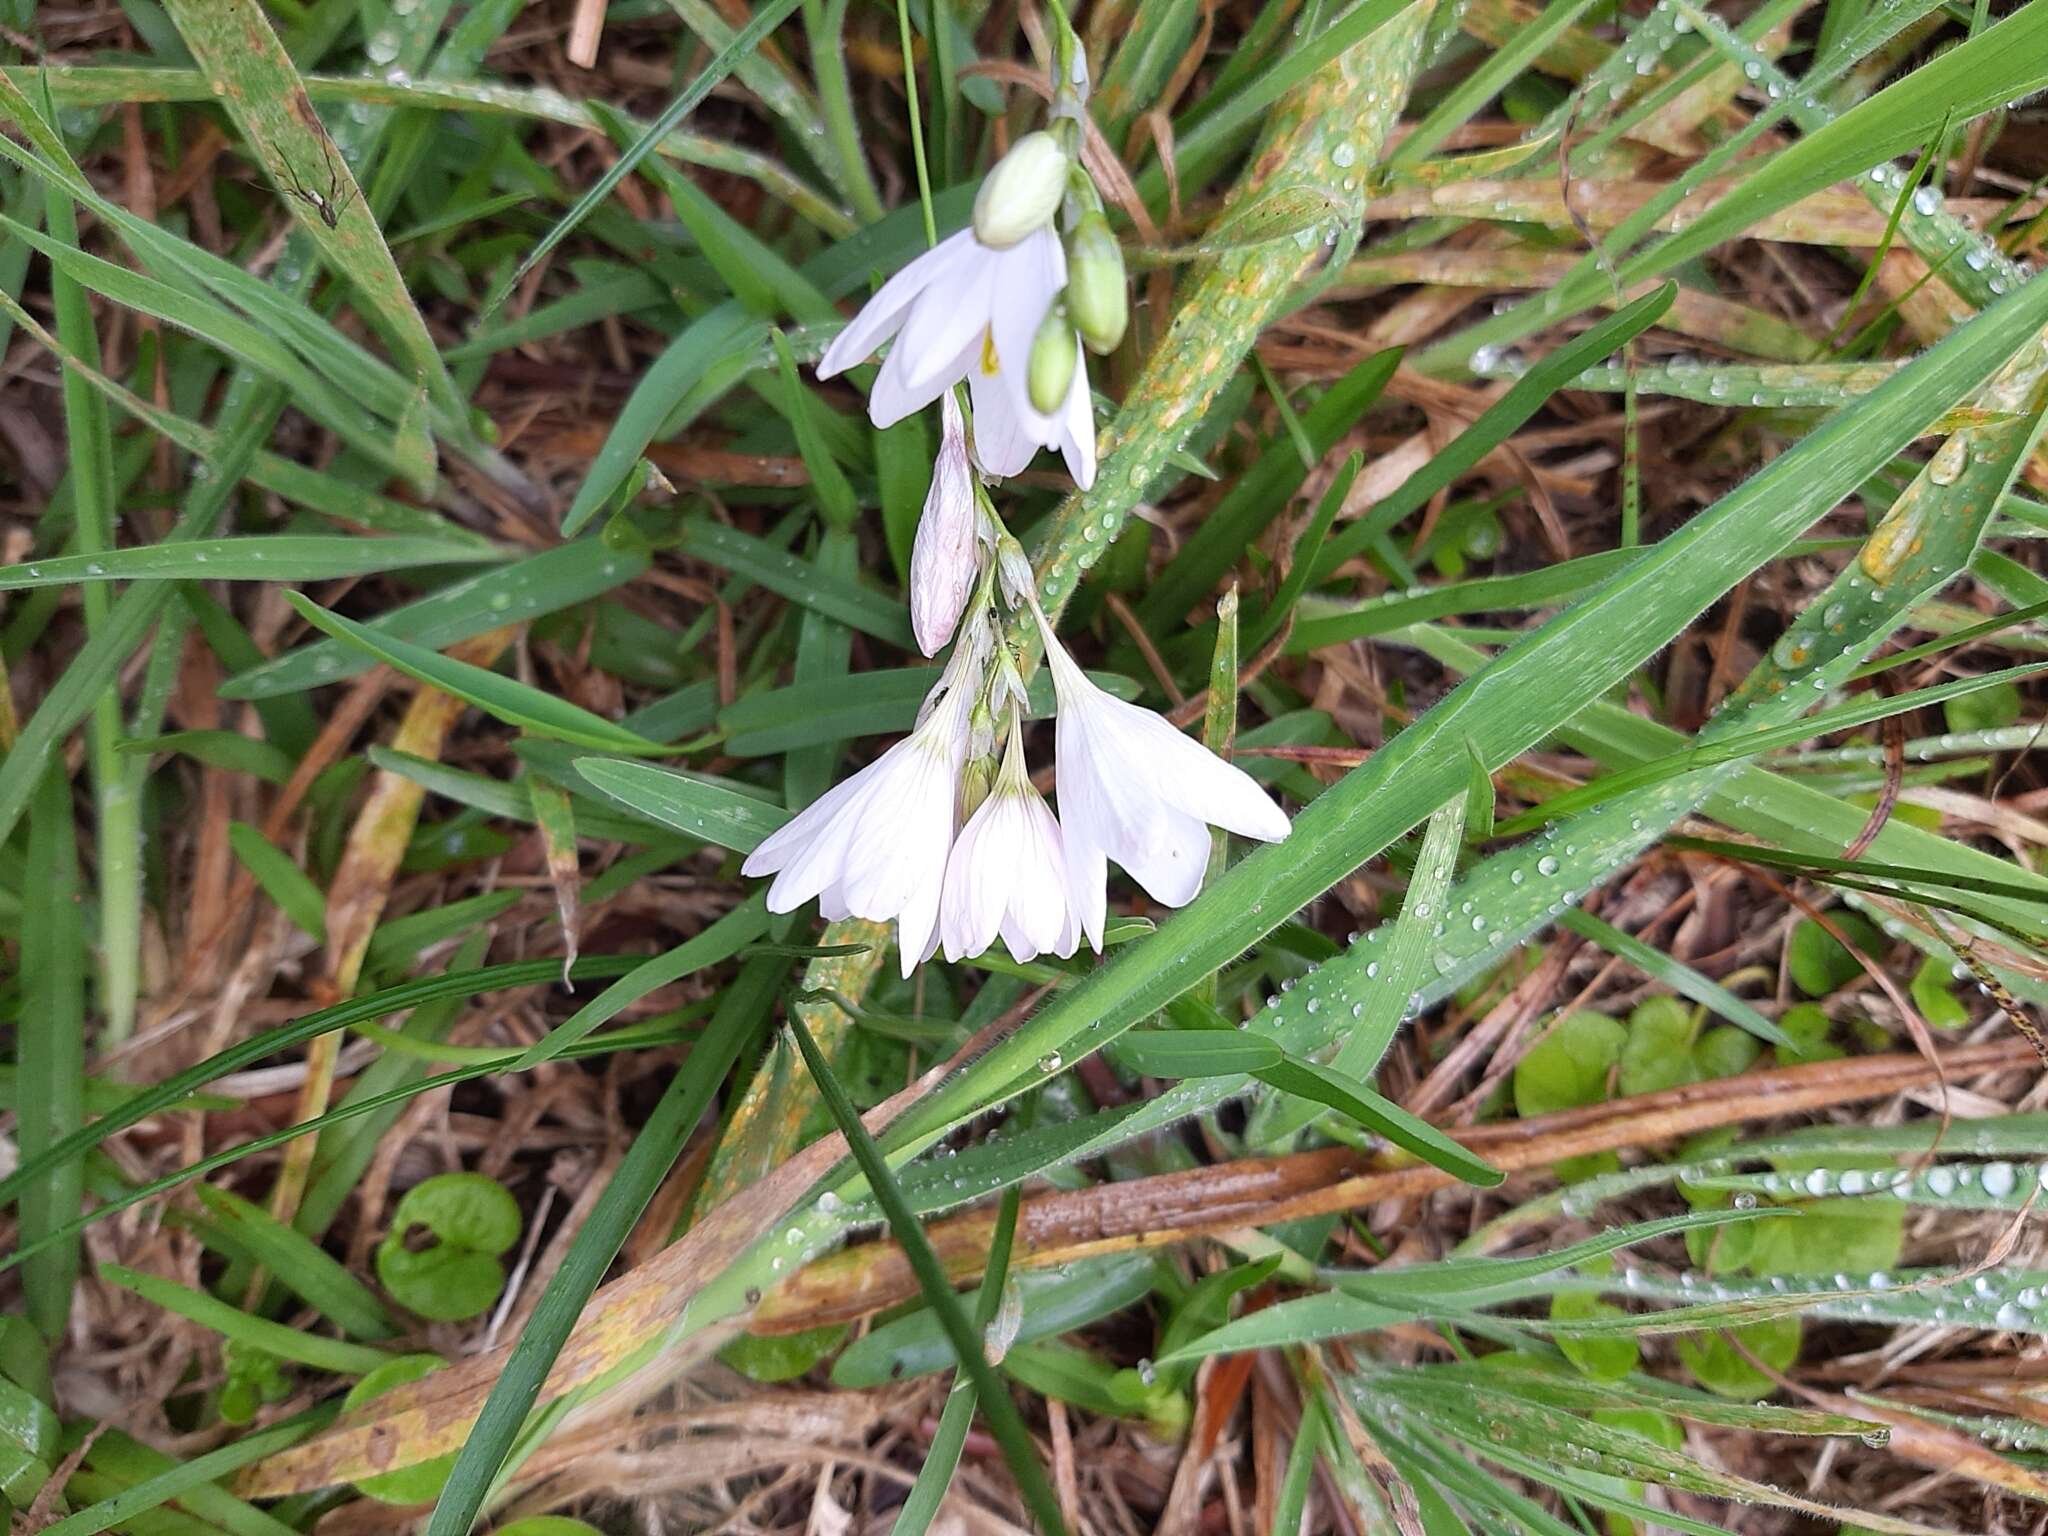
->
xmin=940 ymin=719 xmax=1079 ymax=963
xmin=1031 ymin=607 xmax=1290 ymax=950
xmin=742 ymin=645 xmax=981 ymax=975
xmin=910 ymin=392 xmax=979 ymax=656
xmin=816 ymin=224 xmax=1096 ymax=488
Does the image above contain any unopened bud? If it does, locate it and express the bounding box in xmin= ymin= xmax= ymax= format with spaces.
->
xmin=909 ymin=394 xmax=978 ymax=656
xmin=1065 ymin=211 xmax=1127 ymax=353
xmin=958 ymin=748 xmax=998 ymax=823
xmin=1027 ymin=304 xmax=1077 ymax=415
xmin=973 ymin=132 xmax=1069 ymax=248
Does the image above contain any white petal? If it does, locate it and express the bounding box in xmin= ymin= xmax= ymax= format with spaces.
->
xmin=1057 ymin=344 xmax=1097 ymax=489
xmin=896 ymin=844 xmax=948 ymax=977
xmin=1061 ymin=834 xmax=1107 ymax=953
xmin=817 ymin=231 xmax=975 ymax=379
xmin=967 ymin=364 xmax=1040 ymax=478
xmin=939 ymin=800 xmax=1004 ymax=962
xmin=895 ymin=246 xmax=1000 ymax=395
xmin=869 ymin=334 xmax=955 ymax=428
xmin=1114 ymin=806 xmax=1211 ymax=908
xmin=744 ymin=765 xmax=871 ymax=887
xmin=985 ymin=229 xmax=1066 ymax=440
xmin=840 ymin=748 xmax=953 ymax=920
xmin=1135 ymin=712 xmax=1292 ymax=842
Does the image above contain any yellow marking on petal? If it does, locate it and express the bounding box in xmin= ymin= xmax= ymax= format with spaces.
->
xmin=979 ymin=329 xmax=1001 ymax=376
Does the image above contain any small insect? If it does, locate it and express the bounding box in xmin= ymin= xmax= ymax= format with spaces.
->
xmin=277 ymin=134 xmax=357 ymax=230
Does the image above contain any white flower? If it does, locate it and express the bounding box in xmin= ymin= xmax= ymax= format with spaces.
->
xmin=910 ymin=393 xmax=979 ymax=656
xmin=1032 ymin=608 xmax=1290 ymax=950
xmin=741 ymin=649 xmax=979 ymax=975
xmin=816 ymin=225 xmax=1097 ymax=488
xmin=940 ymin=721 xmax=1079 ymax=963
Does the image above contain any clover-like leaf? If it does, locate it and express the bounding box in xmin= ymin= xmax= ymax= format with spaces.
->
xmin=1677 ymin=1315 xmax=1802 ymax=1399
xmin=219 ymin=1340 xmax=291 ymax=1425
xmin=1515 ymin=1011 xmax=1625 ymax=1181
xmin=1910 ymin=954 xmax=1971 ymax=1029
xmin=375 ymin=1172 xmax=522 ymax=1322
xmin=1786 ymin=912 xmax=1885 ymax=998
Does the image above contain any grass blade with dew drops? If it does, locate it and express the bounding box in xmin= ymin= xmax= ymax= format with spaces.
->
xmin=787 ymin=1017 xmax=1068 ymax=1536
xmin=1248 ymin=795 xmax=1467 ymax=1148
xmin=156 ymin=0 xmax=474 ymax=460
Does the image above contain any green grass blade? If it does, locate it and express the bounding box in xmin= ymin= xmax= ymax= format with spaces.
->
xmin=787 ymin=1017 xmax=1070 ymax=1536
xmin=481 ymin=0 xmax=807 ymax=320
xmin=19 ymin=768 xmax=85 ymax=1338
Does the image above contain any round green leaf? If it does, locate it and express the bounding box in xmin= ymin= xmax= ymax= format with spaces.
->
xmin=1692 ymin=1024 xmax=1761 ymax=1081
xmin=497 ymin=1520 xmax=606 ymax=1536
xmin=1773 ymin=1002 xmax=1843 ymax=1067
xmin=376 ymin=1172 xmax=522 ymax=1322
xmin=1786 ymin=912 xmax=1885 ymax=998
xmin=720 ymin=1323 xmax=846 ymax=1383
xmin=1677 ymin=1314 xmax=1801 ymax=1398
xmin=1910 ymin=955 xmax=1971 ymax=1029
xmin=1551 ymin=1291 xmax=1639 ymax=1381
xmin=1513 ymin=1011 xmax=1625 ymax=1116
xmin=1619 ymin=997 xmax=1697 ymax=1096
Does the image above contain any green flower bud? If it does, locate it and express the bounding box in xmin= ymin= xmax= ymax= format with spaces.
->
xmin=972 ymin=131 xmax=1069 ymax=248
xmin=1027 ymin=303 xmax=1078 ymax=415
xmin=1064 ymin=211 xmax=1127 ymax=354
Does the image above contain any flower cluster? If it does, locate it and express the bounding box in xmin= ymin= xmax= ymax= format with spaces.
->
xmin=816 ymin=84 xmax=1126 ymax=489
xmin=746 ymin=51 xmax=1289 ymax=975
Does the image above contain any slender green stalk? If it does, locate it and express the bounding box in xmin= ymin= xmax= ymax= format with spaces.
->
xmin=897 ymin=0 xmax=939 ymax=247
xmin=805 ymin=0 xmax=886 ymax=224
xmin=44 ymin=172 xmax=138 ymax=1045
xmin=790 ymin=1019 xmax=1067 ymax=1535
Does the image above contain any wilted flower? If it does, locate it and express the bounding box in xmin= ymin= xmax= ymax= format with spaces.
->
xmin=741 ymin=645 xmax=981 ymax=975
xmin=1032 ymin=607 xmax=1290 ymax=950
xmin=940 ymin=718 xmax=1079 ymax=963
xmin=910 ymin=392 xmax=980 ymax=655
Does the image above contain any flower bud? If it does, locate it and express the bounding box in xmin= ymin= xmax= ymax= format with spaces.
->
xmin=1027 ymin=304 xmax=1077 ymax=415
xmin=1064 ymin=211 xmax=1127 ymax=354
xmin=958 ymin=744 xmax=998 ymax=824
xmin=909 ymin=394 xmax=978 ymax=656
xmin=973 ymin=132 xmax=1069 ymax=249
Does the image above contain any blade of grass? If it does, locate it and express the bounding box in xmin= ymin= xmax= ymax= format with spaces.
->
xmin=417 ymin=952 xmax=791 ymax=1536
xmin=481 ymin=0 xmax=807 ymax=320
xmin=18 ymin=768 xmax=85 ymax=1338
xmin=887 ymin=1187 xmax=1023 ymax=1536
xmin=787 ymin=1017 xmax=1069 ymax=1536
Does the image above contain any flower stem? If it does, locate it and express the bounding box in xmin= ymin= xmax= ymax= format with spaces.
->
xmin=895 ymin=0 xmax=939 ymax=248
